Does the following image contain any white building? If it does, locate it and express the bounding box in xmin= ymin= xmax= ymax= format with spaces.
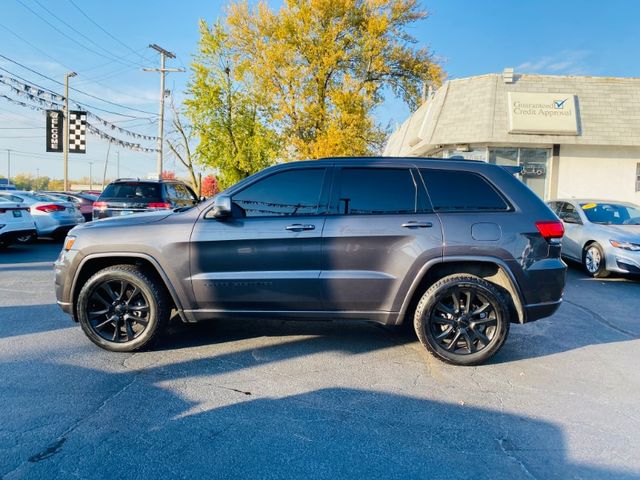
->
xmin=384 ymin=69 xmax=640 ymax=203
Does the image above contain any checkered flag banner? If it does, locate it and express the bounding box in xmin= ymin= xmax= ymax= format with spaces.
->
xmin=68 ymin=110 xmax=87 ymax=154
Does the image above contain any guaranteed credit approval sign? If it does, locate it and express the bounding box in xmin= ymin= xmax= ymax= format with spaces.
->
xmin=507 ymin=92 xmax=579 ymax=135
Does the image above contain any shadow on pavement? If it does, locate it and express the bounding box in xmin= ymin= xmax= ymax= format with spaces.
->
xmin=1 ymin=354 xmax=636 ymax=479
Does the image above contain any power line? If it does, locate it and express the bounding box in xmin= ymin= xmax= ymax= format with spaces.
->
xmin=0 ymin=54 xmax=158 ymax=118
xmin=67 ymin=0 xmax=147 ymax=62
xmin=16 ymin=0 xmax=143 ymax=69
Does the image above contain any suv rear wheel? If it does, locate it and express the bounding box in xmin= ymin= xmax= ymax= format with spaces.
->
xmin=414 ymin=274 xmax=510 ymax=366
xmin=77 ymin=265 xmax=170 ymax=352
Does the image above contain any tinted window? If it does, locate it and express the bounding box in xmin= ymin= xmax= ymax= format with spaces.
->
xmin=233 ymin=168 xmax=326 ymax=217
xmin=175 ymin=184 xmax=197 ymax=202
xmin=337 ymin=168 xmax=420 ymax=215
xmin=101 ymin=183 xmax=162 ymax=200
xmin=420 ymin=169 xmax=509 ymax=212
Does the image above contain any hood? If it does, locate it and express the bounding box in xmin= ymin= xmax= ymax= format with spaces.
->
xmin=601 ymin=224 xmax=640 ymax=241
xmin=74 ymin=210 xmax=173 ymax=231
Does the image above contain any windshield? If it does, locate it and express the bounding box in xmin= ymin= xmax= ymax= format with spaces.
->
xmin=580 ymin=202 xmax=640 ymax=225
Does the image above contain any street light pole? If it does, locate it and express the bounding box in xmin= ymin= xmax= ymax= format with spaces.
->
xmin=63 ymin=71 xmax=77 ymax=191
xmin=89 ymin=162 xmax=93 ymax=191
xmin=6 ymin=149 xmax=10 ymax=184
xmin=143 ymin=44 xmax=184 ymax=180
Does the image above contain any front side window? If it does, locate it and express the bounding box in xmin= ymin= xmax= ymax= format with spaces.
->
xmin=336 ymin=168 xmax=420 ymax=215
xmin=421 ymin=169 xmax=509 ymax=212
xmin=232 ymin=168 xmax=327 ymax=217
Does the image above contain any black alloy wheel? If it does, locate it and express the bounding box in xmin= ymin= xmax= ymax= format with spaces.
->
xmin=87 ymin=279 xmax=150 ymax=343
xmin=77 ymin=265 xmax=169 ymax=352
xmin=414 ymin=274 xmax=510 ymax=366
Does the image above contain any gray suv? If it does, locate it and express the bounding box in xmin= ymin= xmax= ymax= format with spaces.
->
xmin=54 ymin=158 xmax=566 ymax=365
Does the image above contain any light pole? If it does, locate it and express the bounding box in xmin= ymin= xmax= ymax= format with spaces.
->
xmin=89 ymin=162 xmax=93 ymax=191
xmin=143 ymin=44 xmax=184 ymax=179
xmin=6 ymin=149 xmax=10 ymax=184
xmin=63 ymin=71 xmax=77 ymax=191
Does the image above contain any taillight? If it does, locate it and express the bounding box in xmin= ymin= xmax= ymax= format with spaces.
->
xmin=93 ymin=201 xmax=107 ymax=209
xmin=535 ymin=220 xmax=564 ymax=241
xmin=147 ymin=202 xmax=171 ymax=209
xmin=35 ymin=204 xmax=66 ymax=213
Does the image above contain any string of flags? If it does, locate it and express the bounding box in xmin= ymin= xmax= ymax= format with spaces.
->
xmin=0 ymin=74 xmax=159 ymax=153
xmin=0 ymin=74 xmax=158 ymax=140
xmin=0 ymin=94 xmax=159 ymax=153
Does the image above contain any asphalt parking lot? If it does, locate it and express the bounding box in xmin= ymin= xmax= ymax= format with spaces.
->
xmin=1 ymin=241 xmax=639 ymax=479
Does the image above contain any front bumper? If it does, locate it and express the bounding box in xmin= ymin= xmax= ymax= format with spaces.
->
xmin=54 ymin=248 xmax=80 ymax=321
xmin=605 ymin=247 xmax=640 ymax=275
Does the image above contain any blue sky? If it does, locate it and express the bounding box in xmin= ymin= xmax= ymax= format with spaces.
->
xmin=0 ymin=0 xmax=638 ymax=181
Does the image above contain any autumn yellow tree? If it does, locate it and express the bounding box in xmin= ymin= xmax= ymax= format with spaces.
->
xmin=188 ymin=0 xmax=443 ymax=181
xmin=225 ymin=0 xmax=442 ymax=159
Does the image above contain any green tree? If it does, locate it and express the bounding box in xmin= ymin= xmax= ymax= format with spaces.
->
xmin=186 ymin=21 xmax=280 ymax=189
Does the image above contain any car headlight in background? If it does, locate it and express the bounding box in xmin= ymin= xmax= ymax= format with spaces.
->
xmin=63 ymin=236 xmax=76 ymax=251
xmin=610 ymin=240 xmax=640 ymax=251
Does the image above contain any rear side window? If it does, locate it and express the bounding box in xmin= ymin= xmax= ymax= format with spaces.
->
xmin=420 ymin=169 xmax=509 ymax=212
xmin=233 ymin=168 xmax=327 ymax=217
xmin=336 ymin=168 xmax=421 ymax=215
xmin=101 ymin=183 xmax=162 ymax=200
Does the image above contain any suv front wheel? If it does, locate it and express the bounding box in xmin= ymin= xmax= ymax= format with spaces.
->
xmin=77 ymin=265 xmax=170 ymax=352
xmin=414 ymin=274 xmax=510 ymax=366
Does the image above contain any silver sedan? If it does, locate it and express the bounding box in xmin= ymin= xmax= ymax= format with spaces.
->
xmin=0 ymin=191 xmax=85 ymax=240
xmin=547 ymin=199 xmax=640 ymax=277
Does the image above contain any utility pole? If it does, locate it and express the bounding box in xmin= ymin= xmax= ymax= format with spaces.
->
xmin=63 ymin=71 xmax=77 ymax=191
xmin=116 ymin=151 xmax=120 ymax=178
xmin=143 ymin=44 xmax=184 ymax=179
xmin=35 ymin=168 xmax=40 ymax=190
xmin=6 ymin=149 xmax=10 ymax=183
xmin=89 ymin=162 xmax=93 ymax=191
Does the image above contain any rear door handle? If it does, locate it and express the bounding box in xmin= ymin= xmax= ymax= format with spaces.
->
xmin=286 ymin=224 xmax=316 ymax=231
xmin=401 ymin=221 xmax=433 ymax=228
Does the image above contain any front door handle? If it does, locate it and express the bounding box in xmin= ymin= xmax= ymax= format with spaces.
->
xmin=401 ymin=221 xmax=433 ymax=228
xmin=286 ymin=224 xmax=316 ymax=231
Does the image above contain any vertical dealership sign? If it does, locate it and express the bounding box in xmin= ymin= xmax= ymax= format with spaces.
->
xmin=46 ymin=109 xmax=63 ymax=152
xmin=68 ymin=111 xmax=87 ymax=154
xmin=45 ymin=110 xmax=87 ymax=153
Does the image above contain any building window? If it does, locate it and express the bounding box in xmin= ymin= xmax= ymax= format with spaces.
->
xmin=636 ymin=163 xmax=640 ymax=192
xmin=444 ymin=147 xmax=486 ymax=161
xmin=488 ymin=147 xmax=550 ymax=199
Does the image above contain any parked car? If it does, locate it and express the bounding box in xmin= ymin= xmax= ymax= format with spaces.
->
xmin=0 ymin=191 xmax=85 ymax=240
xmin=0 ymin=196 xmax=37 ymax=247
xmin=548 ymin=199 xmax=640 ymax=277
xmin=44 ymin=191 xmax=98 ymax=222
xmin=55 ymin=157 xmax=566 ymax=365
xmin=92 ymin=179 xmax=199 ymax=220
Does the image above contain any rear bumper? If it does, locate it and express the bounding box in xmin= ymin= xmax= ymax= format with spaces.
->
xmin=524 ymin=298 xmax=563 ymax=322
xmin=0 ymin=228 xmax=37 ymax=244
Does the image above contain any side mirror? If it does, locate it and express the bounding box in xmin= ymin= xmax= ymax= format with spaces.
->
xmin=209 ymin=195 xmax=232 ymax=219
xmin=199 ymin=196 xmax=207 ymax=203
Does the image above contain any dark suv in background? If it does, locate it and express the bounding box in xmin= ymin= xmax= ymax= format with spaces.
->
xmin=93 ymin=178 xmax=199 ymax=220
xmin=55 ymin=157 xmax=566 ymax=365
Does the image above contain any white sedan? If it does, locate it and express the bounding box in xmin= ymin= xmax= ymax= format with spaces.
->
xmin=0 ymin=196 xmax=37 ymax=247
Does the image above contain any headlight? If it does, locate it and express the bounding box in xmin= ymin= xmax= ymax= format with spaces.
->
xmin=63 ymin=235 xmax=77 ymax=251
xmin=610 ymin=240 xmax=640 ymax=251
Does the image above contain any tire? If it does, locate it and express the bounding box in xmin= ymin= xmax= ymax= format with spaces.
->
xmin=77 ymin=265 xmax=170 ymax=352
xmin=15 ymin=233 xmax=35 ymax=244
xmin=414 ymin=274 xmax=511 ymax=366
xmin=583 ymin=243 xmax=610 ymax=278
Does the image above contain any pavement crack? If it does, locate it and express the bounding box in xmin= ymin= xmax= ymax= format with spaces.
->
xmin=27 ymin=437 xmax=67 ymax=463
xmin=496 ymin=437 xmax=537 ymax=480
xmin=217 ymin=386 xmax=252 ymax=396
xmin=564 ymin=299 xmax=638 ymax=338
